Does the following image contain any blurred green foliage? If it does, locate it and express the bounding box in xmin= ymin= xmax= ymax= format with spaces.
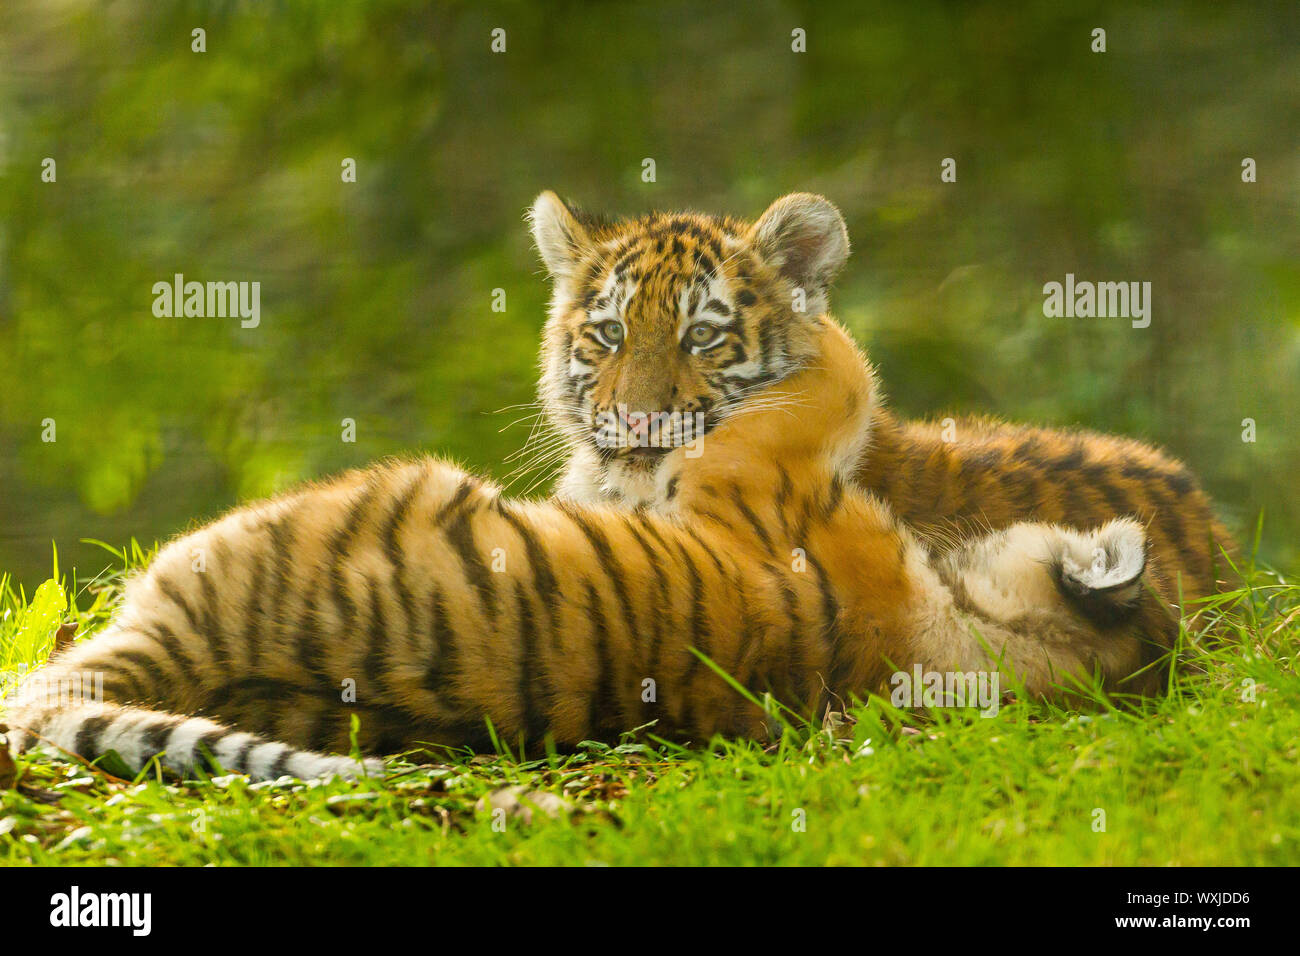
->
xmin=1 ymin=0 xmax=1297 ymax=589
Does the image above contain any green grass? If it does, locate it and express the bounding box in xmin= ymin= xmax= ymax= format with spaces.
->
xmin=1 ymin=540 xmax=1297 ymax=866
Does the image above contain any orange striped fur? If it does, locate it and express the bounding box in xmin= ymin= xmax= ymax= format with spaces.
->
xmin=5 ymin=319 xmax=1176 ymax=780
xmin=1 ymin=191 xmax=1220 ymax=782
xmin=532 ymin=191 xmax=1235 ymax=607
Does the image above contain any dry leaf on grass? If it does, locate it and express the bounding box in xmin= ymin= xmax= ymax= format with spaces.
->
xmin=0 ymin=727 xmax=18 ymax=790
xmin=53 ymin=620 xmax=79 ymax=653
xmin=821 ymin=707 xmax=855 ymax=742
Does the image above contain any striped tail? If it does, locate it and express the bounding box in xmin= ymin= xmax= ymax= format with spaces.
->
xmin=3 ymin=694 xmax=383 ymax=783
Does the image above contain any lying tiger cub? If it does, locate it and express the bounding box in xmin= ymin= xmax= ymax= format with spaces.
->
xmin=4 ymin=315 xmax=1174 ymax=781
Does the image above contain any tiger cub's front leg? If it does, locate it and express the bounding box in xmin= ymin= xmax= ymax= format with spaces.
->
xmin=654 ymin=317 xmax=1178 ymax=704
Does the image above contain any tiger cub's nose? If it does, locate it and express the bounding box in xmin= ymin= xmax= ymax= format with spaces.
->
xmin=618 ymin=407 xmax=655 ymax=439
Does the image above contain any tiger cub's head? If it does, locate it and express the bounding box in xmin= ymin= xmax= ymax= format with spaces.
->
xmin=529 ymin=191 xmax=851 ymax=503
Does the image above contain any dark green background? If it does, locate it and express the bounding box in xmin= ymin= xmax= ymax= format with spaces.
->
xmin=1 ymin=0 xmax=1297 ymax=591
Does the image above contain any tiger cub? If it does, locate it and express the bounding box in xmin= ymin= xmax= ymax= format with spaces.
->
xmin=3 ymin=320 xmax=1172 ymax=781
xmin=531 ymin=191 xmax=1235 ymax=605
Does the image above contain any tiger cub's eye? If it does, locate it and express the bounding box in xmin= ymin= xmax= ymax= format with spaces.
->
xmin=686 ymin=323 xmax=722 ymax=349
xmin=595 ymin=321 xmax=624 ymax=347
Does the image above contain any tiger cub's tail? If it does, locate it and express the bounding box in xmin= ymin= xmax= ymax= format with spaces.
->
xmin=2 ymin=690 xmax=382 ymax=783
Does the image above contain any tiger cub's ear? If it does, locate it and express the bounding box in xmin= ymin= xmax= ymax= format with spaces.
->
xmin=749 ymin=193 xmax=850 ymax=315
xmin=529 ymin=191 xmax=590 ymax=282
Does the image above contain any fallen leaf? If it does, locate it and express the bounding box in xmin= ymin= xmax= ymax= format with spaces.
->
xmin=53 ymin=620 xmax=79 ymax=653
xmin=0 ymin=729 xmax=17 ymax=790
xmin=821 ymin=708 xmax=855 ymax=742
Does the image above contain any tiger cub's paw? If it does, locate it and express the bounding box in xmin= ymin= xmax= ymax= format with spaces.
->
xmin=1053 ymin=518 xmax=1148 ymax=625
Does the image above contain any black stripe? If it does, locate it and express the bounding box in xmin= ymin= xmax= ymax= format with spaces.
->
xmin=433 ymin=477 xmax=477 ymax=526
xmin=230 ymin=734 xmax=260 ymax=772
xmin=267 ymin=513 xmax=296 ymax=645
xmin=1163 ymin=467 xmax=1196 ymax=496
xmin=142 ymin=623 xmax=199 ymax=685
xmin=362 ymin=575 xmax=390 ymax=691
xmin=295 ymin=580 xmax=332 ymax=686
xmin=792 ymin=493 xmax=815 ymax=551
xmin=139 ymin=716 xmax=183 ymax=760
xmin=823 ymin=476 xmax=845 ymax=521
xmin=115 ymin=650 xmax=171 ymax=699
xmin=157 ymin=576 xmax=203 ymax=637
xmin=1049 ymin=443 xmax=1087 ymax=473
xmin=370 ymin=716 xmax=414 ymax=755
xmin=1083 ymin=463 xmax=1136 ymax=520
xmin=193 ymin=729 xmax=230 ymax=771
xmin=305 ymin=703 xmax=334 ymax=754
xmin=804 ymin=551 xmax=848 ymax=700
xmin=72 ymin=713 xmax=115 ymax=759
xmin=636 ymin=512 xmax=677 ymax=556
xmin=774 ymin=464 xmax=794 ymax=541
xmin=422 ymin=586 xmax=461 ymax=700
xmin=730 ymin=570 xmax=760 ymax=675
xmin=101 ymin=664 xmax=148 ymax=701
xmin=327 ymin=478 xmax=382 ymax=636
xmin=682 ymin=524 xmax=728 ymax=577
xmin=242 ymin=544 xmax=269 ymax=672
xmin=499 ymin=504 xmax=562 ymax=650
xmin=670 ymin=537 xmax=711 ymax=733
xmin=720 ymin=368 xmax=778 ymax=391
xmin=723 ymin=567 xmax=764 ymax=732
xmin=155 ymin=569 xmax=227 ymax=677
xmin=805 ymin=551 xmax=840 ymax=644
xmin=514 ymin=581 xmax=551 ymax=743
xmin=731 ymin=482 xmax=776 ymax=557
xmin=199 ymin=678 xmax=464 ymax=755
xmin=999 ymin=465 xmax=1043 ymax=519
xmin=97 ymin=678 xmax=135 ymax=702
xmin=765 ymin=563 xmax=808 ymax=707
xmin=695 ymin=509 xmax=738 ymax=535
xmin=98 ymin=655 xmax=152 ymax=697
xmin=266 ymin=744 xmax=295 ymax=779
xmin=1120 ymin=462 xmax=1198 ymax=568
xmin=623 ymin=516 xmax=671 ymax=687
xmin=444 ymin=505 xmax=499 ymax=622
xmin=561 ymin=505 xmax=641 ymax=643
xmin=198 ymin=543 xmax=230 ymax=667
xmin=382 ymin=468 xmax=426 ymax=643
xmin=582 ymin=580 xmax=620 ymax=737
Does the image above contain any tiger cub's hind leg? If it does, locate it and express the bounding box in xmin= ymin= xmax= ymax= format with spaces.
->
xmin=932 ymin=518 xmax=1177 ymax=696
xmin=940 ymin=518 xmax=1148 ymax=622
xmin=1051 ymin=518 xmax=1151 ymax=625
